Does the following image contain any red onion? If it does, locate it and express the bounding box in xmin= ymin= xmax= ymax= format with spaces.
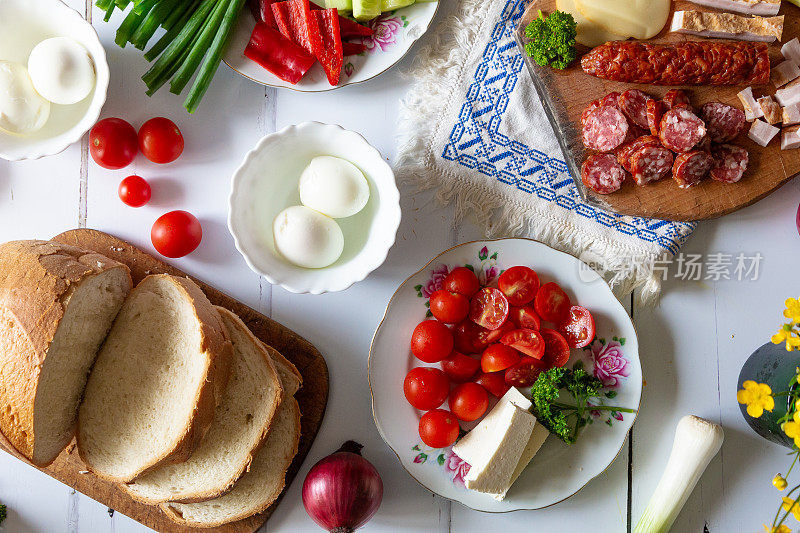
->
xmin=302 ymin=441 xmax=383 ymax=533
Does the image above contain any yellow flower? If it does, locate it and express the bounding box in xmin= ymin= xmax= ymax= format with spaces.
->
xmin=775 ymin=474 xmax=789 ymax=491
xmin=737 ymin=381 xmax=775 ymax=418
xmin=764 ymin=525 xmax=792 ymax=533
xmin=773 ymin=324 xmax=800 ymax=351
xmin=785 ymin=298 xmax=800 ymax=323
xmin=784 ymin=497 xmax=800 ymax=521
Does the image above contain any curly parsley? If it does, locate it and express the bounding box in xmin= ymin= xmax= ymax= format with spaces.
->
xmin=524 ymin=10 xmax=578 ymax=70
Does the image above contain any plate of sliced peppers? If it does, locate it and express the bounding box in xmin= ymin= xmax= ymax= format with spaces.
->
xmin=224 ymin=0 xmax=439 ymax=91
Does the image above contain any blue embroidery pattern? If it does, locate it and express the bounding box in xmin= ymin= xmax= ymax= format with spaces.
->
xmin=441 ymin=0 xmax=696 ymax=255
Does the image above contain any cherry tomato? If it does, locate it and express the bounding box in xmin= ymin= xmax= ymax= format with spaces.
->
xmin=540 ymin=328 xmax=571 ymax=368
xmin=469 ymin=288 xmax=509 ymax=330
xmin=419 ymin=409 xmax=460 ymax=448
xmin=403 ymin=367 xmax=450 ymax=410
xmin=500 ymin=328 xmax=545 ymax=360
xmin=498 ymin=266 xmax=540 ymax=306
xmin=481 ymin=344 xmax=521 ymax=373
xmin=558 ymin=306 xmax=596 ymax=348
xmin=138 ymin=117 xmax=184 ymax=164
xmin=151 ymin=210 xmax=202 ymax=258
xmin=483 ymin=320 xmax=515 ymax=345
xmin=534 ymin=282 xmax=571 ymax=323
xmin=441 ymin=352 xmax=480 ymax=383
xmin=505 ymin=356 xmax=548 ymax=388
xmin=118 ymin=175 xmax=151 ymax=208
xmin=453 ymin=320 xmax=489 ymax=354
xmin=443 ymin=267 xmax=480 ymax=297
xmin=429 ymin=290 xmax=469 ymax=324
xmin=508 ymin=306 xmax=541 ymax=330
xmin=448 ymin=382 xmax=489 ymax=422
xmin=411 ymin=320 xmax=454 ymax=363
xmin=473 ymin=371 xmax=510 ymax=398
xmin=89 ymin=118 xmax=138 ymax=169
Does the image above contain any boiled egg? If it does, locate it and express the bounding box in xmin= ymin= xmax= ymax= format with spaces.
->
xmin=298 ymin=156 xmax=370 ymax=218
xmin=273 ymin=205 xmax=344 ymax=269
xmin=28 ymin=37 xmax=95 ymax=105
xmin=0 ymin=61 xmax=50 ymax=135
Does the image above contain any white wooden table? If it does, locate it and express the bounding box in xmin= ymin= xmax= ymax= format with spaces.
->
xmin=0 ymin=2 xmax=795 ymax=532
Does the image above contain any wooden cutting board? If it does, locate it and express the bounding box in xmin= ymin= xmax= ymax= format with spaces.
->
xmin=0 ymin=229 xmax=329 ymax=533
xmin=516 ymin=0 xmax=800 ymax=221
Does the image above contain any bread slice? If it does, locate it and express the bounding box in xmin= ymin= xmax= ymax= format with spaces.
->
xmin=0 ymin=240 xmax=132 ymax=466
xmin=162 ymin=346 xmax=302 ymax=528
xmin=124 ymin=307 xmax=283 ymax=504
xmin=77 ymin=274 xmax=233 ymax=483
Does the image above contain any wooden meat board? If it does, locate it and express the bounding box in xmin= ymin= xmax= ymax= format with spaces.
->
xmin=0 ymin=229 xmax=329 ymax=533
xmin=516 ymin=0 xmax=800 ymax=221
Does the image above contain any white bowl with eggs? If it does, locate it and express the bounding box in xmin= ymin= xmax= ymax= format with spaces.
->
xmin=229 ymin=122 xmax=401 ymax=294
xmin=0 ymin=0 xmax=109 ymax=161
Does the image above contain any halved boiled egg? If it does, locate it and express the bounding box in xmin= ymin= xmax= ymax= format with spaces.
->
xmin=0 ymin=61 xmax=50 ymax=135
xmin=28 ymin=37 xmax=95 ymax=106
xmin=273 ymin=205 xmax=344 ymax=269
xmin=299 ymin=155 xmax=370 ymax=218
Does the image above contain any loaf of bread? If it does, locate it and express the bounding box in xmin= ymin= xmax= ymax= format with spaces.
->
xmin=0 ymin=240 xmax=132 ymax=466
xmin=77 ymin=274 xmax=233 ymax=483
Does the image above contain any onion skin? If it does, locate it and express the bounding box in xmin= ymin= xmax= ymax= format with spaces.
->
xmin=302 ymin=441 xmax=383 ymax=533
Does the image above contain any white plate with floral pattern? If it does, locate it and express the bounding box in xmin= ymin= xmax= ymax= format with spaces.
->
xmin=369 ymin=239 xmax=642 ymax=512
xmin=223 ymin=2 xmax=439 ymax=92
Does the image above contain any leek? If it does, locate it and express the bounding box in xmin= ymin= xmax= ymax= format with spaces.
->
xmin=633 ymin=415 xmax=724 ymax=533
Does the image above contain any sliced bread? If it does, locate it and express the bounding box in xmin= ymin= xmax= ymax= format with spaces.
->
xmin=124 ymin=307 xmax=283 ymax=504
xmin=0 ymin=240 xmax=132 ymax=466
xmin=162 ymin=347 xmax=302 ymax=528
xmin=77 ymin=274 xmax=233 ymax=483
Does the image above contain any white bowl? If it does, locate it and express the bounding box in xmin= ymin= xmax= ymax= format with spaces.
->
xmin=0 ymin=0 xmax=109 ymax=161
xmin=228 ymin=122 xmax=401 ymax=294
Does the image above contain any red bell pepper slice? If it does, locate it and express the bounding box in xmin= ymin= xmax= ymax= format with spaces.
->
xmin=343 ymin=41 xmax=366 ymax=56
xmin=272 ymin=1 xmax=292 ymax=37
xmin=244 ymin=22 xmax=317 ymax=84
xmin=308 ymin=2 xmax=373 ymax=38
xmin=278 ymin=0 xmax=325 ymax=60
xmin=314 ymin=8 xmax=343 ymax=85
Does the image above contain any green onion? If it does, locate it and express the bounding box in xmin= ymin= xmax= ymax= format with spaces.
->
xmin=144 ymin=0 xmax=201 ymax=61
xmin=169 ymin=0 xmax=229 ymax=95
xmin=114 ymin=7 xmax=145 ymax=47
xmin=130 ymin=0 xmax=178 ymax=50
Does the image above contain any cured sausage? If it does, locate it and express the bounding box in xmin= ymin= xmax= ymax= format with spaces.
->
xmin=581 ymin=41 xmax=770 ymax=86
xmin=701 ymin=102 xmax=747 ymax=142
xmin=630 ymin=146 xmax=674 ymax=186
xmin=581 ymin=154 xmax=626 ymax=194
xmin=619 ymin=89 xmax=652 ymax=129
xmin=600 ymin=92 xmax=621 ymax=108
xmin=710 ymin=144 xmax=749 ymax=183
xmin=582 ymin=106 xmax=629 ymax=152
xmin=672 ymin=150 xmax=713 ymax=188
xmin=659 ymin=107 xmax=707 ymax=152
xmin=663 ymin=89 xmax=691 ymax=109
xmin=616 ymin=135 xmax=661 ymax=172
xmin=646 ymin=99 xmax=667 ymax=136
xmin=581 ymin=98 xmax=601 ymax=126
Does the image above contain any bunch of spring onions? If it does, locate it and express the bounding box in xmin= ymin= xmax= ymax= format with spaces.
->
xmin=96 ymin=0 xmax=246 ymax=113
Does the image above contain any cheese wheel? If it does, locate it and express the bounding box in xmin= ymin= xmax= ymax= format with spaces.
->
xmin=575 ymin=0 xmax=670 ymax=40
xmin=556 ymin=0 xmax=624 ymax=47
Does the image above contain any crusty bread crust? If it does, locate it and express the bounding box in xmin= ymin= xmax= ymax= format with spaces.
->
xmin=0 ymin=240 xmax=131 ymax=466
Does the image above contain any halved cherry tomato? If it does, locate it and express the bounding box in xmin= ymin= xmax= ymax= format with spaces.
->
xmin=483 ymin=320 xmax=515 ymax=344
xmin=441 ymin=352 xmax=480 ymax=383
xmin=443 ymin=267 xmax=480 ymax=297
xmin=448 ymin=382 xmax=489 ymax=421
xmin=453 ymin=320 xmax=489 ymax=354
xmin=481 ymin=344 xmax=521 ymax=373
xmin=469 ymin=288 xmax=509 ymax=331
xmin=411 ymin=320 xmax=454 ymax=363
xmin=558 ymin=306 xmax=596 ymax=348
xmin=534 ymin=282 xmax=571 ymax=323
xmin=498 ymin=266 xmax=540 ymax=306
xmin=404 ymin=367 xmax=450 ymax=410
xmin=540 ymin=328 xmax=571 ymax=368
xmin=508 ymin=306 xmax=541 ymax=330
xmin=429 ymin=290 xmax=470 ymax=324
xmin=505 ymin=356 xmax=548 ymax=387
xmin=500 ymin=328 xmax=545 ymax=360
xmin=473 ymin=371 xmax=511 ymax=398
xmin=419 ymin=409 xmax=460 ymax=448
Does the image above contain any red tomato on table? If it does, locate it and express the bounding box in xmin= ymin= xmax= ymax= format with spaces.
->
xmin=410 ymin=320 xmax=454 ymax=363
xmin=139 ymin=117 xmax=184 ymax=164
xmin=443 ymin=267 xmax=480 ymax=297
xmin=481 ymin=344 xmax=520 ymax=373
xmin=469 ymin=288 xmax=509 ymax=330
xmin=419 ymin=409 xmax=460 ymax=448
xmin=500 ymin=328 xmax=545 ymax=360
xmin=498 ymin=266 xmax=540 ymax=306
xmin=449 ymin=382 xmax=489 ymax=421
xmin=90 ymin=118 xmax=138 ymax=169
xmin=429 ymin=290 xmax=469 ymax=324
xmin=540 ymin=328 xmax=571 ymax=368
xmin=118 ymin=175 xmax=151 ymax=207
xmin=534 ymin=282 xmax=571 ymax=322
xmin=440 ymin=352 xmax=480 ymax=383
xmin=558 ymin=306 xmax=596 ymax=348
xmin=151 ymin=210 xmax=202 ymax=258
xmin=404 ymin=367 xmax=450 ymax=410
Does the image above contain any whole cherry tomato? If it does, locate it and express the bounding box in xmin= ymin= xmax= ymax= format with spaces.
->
xmin=118 ymin=175 xmax=151 ymax=208
xmin=90 ymin=118 xmax=138 ymax=169
xmin=440 ymin=352 xmax=480 ymax=383
xmin=449 ymin=382 xmax=489 ymax=421
xmin=419 ymin=409 xmax=460 ymax=448
xmin=410 ymin=320 xmax=454 ymax=363
xmin=429 ymin=290 xmax=470 ymax=324
xmin=139 ymin=117 xmax=184 ymax=164
xmin=443 ymin=267 xmax=480 ymax=297
xmin=151 ymin=210 xmax=202 ymax=258
xmin=404 ymin=367 xmax=450 ymax=410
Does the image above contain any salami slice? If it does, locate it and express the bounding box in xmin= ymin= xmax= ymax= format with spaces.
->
xmin=600 ymin=92 xmax=621 ymax=108
xmin=710 ymin=144 xmax=749 ymax=183
xmin=581 ymin=98 xmax=601 ymax=126
xmin=581 ymin=154 xmax=625 ymax=194
xmin=647 ymin=99 xmax=667 ymax=136
xmin=616 ymin=135 xmax=661 ymax=172
xmin=672 ymin=150 xmax=713 ymax=188
xmin=659 ymin=107 xmax=707 ymax=153
xmin=701 ymin=102 xmax=747 ymax=143
xmin=663 ymin=89 xmax=691 ymax=109
xmin=619 ymin=89 xmax=652 ymax=129
xmin=630 ymin=146 xmax=674 ymax=186
xmin=582 ymin=106 xmax=630 ymax=152
xmin=696 ymin=135 xmax=712 ymax=153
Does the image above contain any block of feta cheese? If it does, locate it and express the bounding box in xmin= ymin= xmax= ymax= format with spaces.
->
xmin=671 ymin=11 xmax=783 ymax=42
xmin=783 ymin=38 xmax=800 ymax=65
xmin=494 ymin=422 xmax=550 ymax=501
xmin=738 ymin=87 xmax=764 ymax=121
xmin=749 ymin=119 xmax=780 ymax=147
xmin=453 ymin=388 xmax=537 ymax=498
xmin=686 ymin=0 xmax=780 ymax=16
xmin=782 ymin=125 xmax=800 ymax=150
xmin=758 ymin=96 xmax=782 ymax=124
xmin=776 ymin=78 xmax=800 ymax=108
xmin=773 ymin=60 xmax=800 ymax=88
xmin=784 ymin=103 xmax=800 ymax=126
